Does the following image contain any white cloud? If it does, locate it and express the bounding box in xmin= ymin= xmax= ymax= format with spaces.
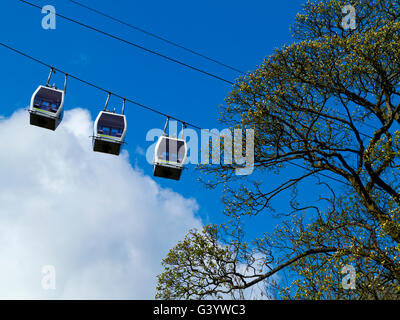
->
xmin=0 ymin=108 xmax=202 ymax=299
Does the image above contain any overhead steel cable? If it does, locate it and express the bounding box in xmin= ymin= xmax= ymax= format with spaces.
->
xmin=0 ymin=41 xmax=359 ymax=187
xmin=18 ymin=0 xmax=380 ymax=137
xmin=18 ymin=0 xmax=236 ymax=85
xmin=0 ymin=41 xmax=192 ymax=126
xmin=68 ymin=0 xmax=246 ymax=75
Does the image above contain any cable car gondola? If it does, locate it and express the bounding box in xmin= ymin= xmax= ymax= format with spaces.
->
xmin=29 ymin=68 xmax=67 ymax=131
xmin=153 ymin=118 xmax=187 ymax=180
xmin=93 ymin=94 xmax=127 ymax=156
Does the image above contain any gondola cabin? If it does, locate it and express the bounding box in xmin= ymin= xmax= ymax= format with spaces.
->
xmin=153 ymin=136 xmax=187 ymax=180
xmin=93 ymin=111 xmax=127 ymax=156
xmin=29 ymin=85 xmax=64 ymax=131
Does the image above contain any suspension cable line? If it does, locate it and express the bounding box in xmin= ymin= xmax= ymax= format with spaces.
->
xmin=68 ymin=0 xmax=246 ymax=75
xmin=18 ymin=0 xmax=236 ymax=85
xmin=0 ymin=41 xmax=363 ymax=187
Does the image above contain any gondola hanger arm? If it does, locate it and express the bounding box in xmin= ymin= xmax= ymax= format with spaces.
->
xmin=122 ymin=98 xmax=126 ymax=115
xmin=64 ymin=74 xmax=69 ymax=93
xmin=104 ymin=92 xmax=111 ymax=111
xmin=181 ymin=122 xmax=186 ymax=139
xmin=46 ymin=67 xmax=55 ymax=87
xmin=163 ymin=116 xmax=170 ymax=136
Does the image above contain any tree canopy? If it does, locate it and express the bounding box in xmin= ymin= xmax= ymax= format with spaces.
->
xmin=156 ymin=0 xmax=400 ymax=300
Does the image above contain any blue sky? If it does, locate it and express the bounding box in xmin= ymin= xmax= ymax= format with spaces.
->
xmin=0 ymin=0 xmax=347 ymax=298
xmin=1 ymin=0 xmax=312 ymax=226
